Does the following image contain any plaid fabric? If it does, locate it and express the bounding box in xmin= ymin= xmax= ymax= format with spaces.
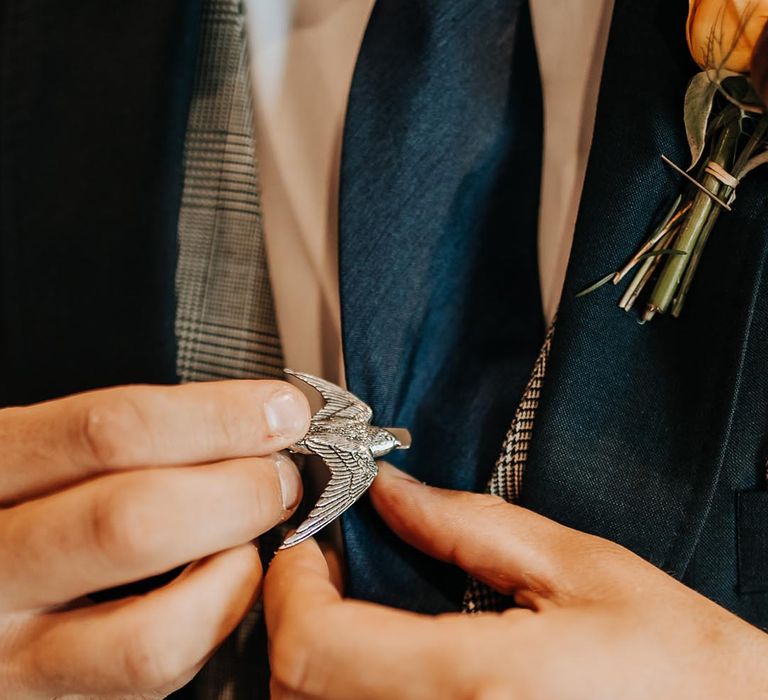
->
xmin=463 ymin=324 xmax=555 ymax=613
xmin=175 ymin=0 xmax=283 ymax=385
xmin=174 ymin=0 xmax=282 ymax=697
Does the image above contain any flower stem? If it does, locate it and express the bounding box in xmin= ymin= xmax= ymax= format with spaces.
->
xmin=733 ymin=113 xmax=768 ymax=177
xmin=670 ymin=206 xmax=720 ymax=317
xmin=620 ymin=224 xmax=680 ymax=312
xmin=671 ymin=113 xmax=768 ymax=317
xmin=647 ymin=120 xmax=740 ymax=316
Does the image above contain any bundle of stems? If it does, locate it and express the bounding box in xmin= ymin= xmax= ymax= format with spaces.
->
xmin=580 ymin=105 xmax=768 ymax=322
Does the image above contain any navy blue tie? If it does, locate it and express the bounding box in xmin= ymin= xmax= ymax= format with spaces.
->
xmin=338 ymin=0 xmax=546 ymax=613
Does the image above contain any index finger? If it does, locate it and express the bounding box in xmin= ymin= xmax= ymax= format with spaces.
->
xmin=0 ymin=380 xmax=310 ymax=503
xmin=264 ymin=541 xmax=506 ymax=700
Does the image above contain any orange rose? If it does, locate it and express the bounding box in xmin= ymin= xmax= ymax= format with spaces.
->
xmin=687 ymin=0 xmax=768 ymax=71
xmin=753 ymin=17 xmax=768 ymax=104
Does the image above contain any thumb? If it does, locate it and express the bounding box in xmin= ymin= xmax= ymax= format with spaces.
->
xmin=369 ymin=463 xmax=625 ymax=605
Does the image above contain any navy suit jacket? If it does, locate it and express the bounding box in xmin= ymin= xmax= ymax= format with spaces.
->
xmin=2 ymin=0 xmax=768 ymax=661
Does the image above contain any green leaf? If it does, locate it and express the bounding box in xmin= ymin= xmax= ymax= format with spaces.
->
xmin=577 ymin=251 xmax=686 ymax=299
xmin=738 ymin=148 xmax=768 ymax=178
xmin=576 ymin=272 xmax=615 ymax=298
xmin=708 ymin=70 xmax=764 ymax=115
xmin=706 ymin=68 xmax=744 ymax=83
xmin=685 ymin=72 xmax=719 ymax=169
xmin=634 ymin=248 xmax=686 ymax=263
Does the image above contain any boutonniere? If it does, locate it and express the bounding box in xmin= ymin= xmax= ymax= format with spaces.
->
xmin=581 ymin=0 xmax=768 ymax=322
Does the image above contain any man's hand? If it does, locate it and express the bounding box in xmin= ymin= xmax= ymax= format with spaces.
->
xmin=0 ymin=380 xmax=310 ymax=699
xmin=266 ymin=463 xmax=768 ymax=700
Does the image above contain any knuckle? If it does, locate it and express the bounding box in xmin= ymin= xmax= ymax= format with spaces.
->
xmin=451 ymin=491 xmax=507 ymax=512
xmin=0 ymin=616 xmax=37 ymax=691
xmin=539 ymin=533 xmax=630 ymax=603
xmin=78 ymin=393 xmax=148 ymax=468
xmin=560 ymin=532 xmax=627 ymax=577
xmin=214 ymin=397 xmax=253 ymax=453
xmin=271 ymin=677 xmax=307 ymax=700
xmin=582 ymin=536 xmax=626 ymax=564
xmin=240 ymin=458 xmax=283 ymax=531
xmin=579 ymin=537 xmax=643 ymax=595
xmin=527 ymin=542 xmax=577 ymax=598
xmin=270 ymin=615 xmax=322 ymax=694
xmin=478 ymin=493 xmax=509 ymax=511
xmin=121 ymin=625 xmax=187 ymax=691
xmin=90 ymin=482 xmax=154 ymax=565
xmin=471 ymin=683 xmax=520 ymax=700
xmin=269 ymin=624 xmax=299 ymax=687
xmin=271 ymin=644 xmax=312 ymax=695
xmin=269 ymin=636 xmax=302 ymax=691
xmin=445 ymin=494 xmax=507 ymax=568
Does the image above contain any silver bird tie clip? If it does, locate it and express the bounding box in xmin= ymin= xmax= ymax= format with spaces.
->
xmin=279 ymin=370 xmax=412 ymax=549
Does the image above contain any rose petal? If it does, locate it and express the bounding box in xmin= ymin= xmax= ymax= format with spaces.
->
xmin=752 ymin=19 xmax=768 ymax=107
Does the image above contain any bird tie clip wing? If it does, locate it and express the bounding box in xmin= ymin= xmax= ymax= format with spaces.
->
xmin=280 ymin=370 xmax=411 ymax=549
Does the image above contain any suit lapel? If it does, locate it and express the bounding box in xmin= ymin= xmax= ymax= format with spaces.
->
xmin=522 ymin=0 xmax=768 ymax=577
xmin=0 ymin=0 xmax=203 ymax=405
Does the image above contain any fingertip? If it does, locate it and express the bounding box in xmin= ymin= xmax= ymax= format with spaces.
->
xmin=230 ymin=540 xmax=264 ymax=581
xmin=197 ymin=544 xmax=264 ymax=632
xmin=375 ymin=461 xmax=421 ymax=483
xmin=268 ymin=537 xmax=326 ymax=581
xmin=369 ymin=461 xmax=428 ymax=524
xmin=264 ymin=382 xmax=312 ymax=442
xmin=318 ymin=541 xmax=345 ymax=594
xmin=39 ymin=543 xmax=265 ymax=696
xmin=194 ymin=542 xmax=264 ymax=602
xmin=264 ymin=538 xmax=338 ymax=625
xmin=274 ymin=453 xmax=303 ymax=514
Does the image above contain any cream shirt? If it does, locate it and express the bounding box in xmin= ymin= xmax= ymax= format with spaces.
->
xmin=247 ymin=0 xmax=613 ymax=384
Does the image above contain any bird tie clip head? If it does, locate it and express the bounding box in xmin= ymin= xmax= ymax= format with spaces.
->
xmin=279 ymin=370 xmax=412 ymax=549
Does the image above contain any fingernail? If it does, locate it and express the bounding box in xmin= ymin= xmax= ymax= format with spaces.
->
xmin=265 ymin=387 xmax=308 ymax=438
xmin=275 ymin=453 xmax=302 ymax=510
xmin=378 ymin=461 xmax=420 ymax=483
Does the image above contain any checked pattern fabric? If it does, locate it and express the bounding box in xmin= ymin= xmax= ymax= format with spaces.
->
xmin=463 ymin=324 xmax=555 ymax=613
xmin=175 ymin=0 xmax=283 ymax=385
xmin=174 ymin=1 xmax=282 ymax=697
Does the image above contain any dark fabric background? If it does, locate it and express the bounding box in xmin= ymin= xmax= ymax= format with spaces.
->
xmin=0 ymin=0 xmax=202 ymax=404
